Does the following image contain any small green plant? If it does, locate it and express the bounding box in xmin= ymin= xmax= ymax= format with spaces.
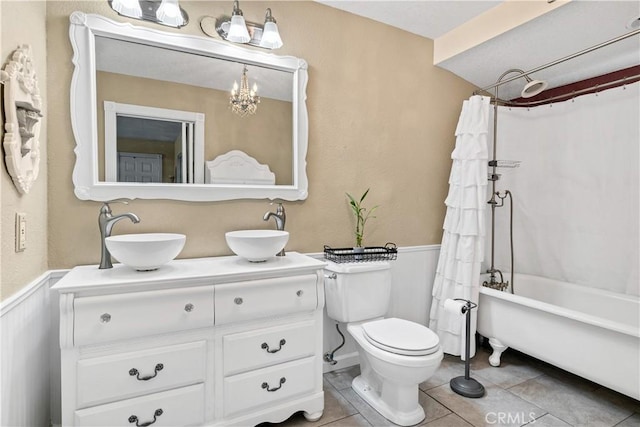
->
xmin=346 ymin=188 xmax=378 ymax=248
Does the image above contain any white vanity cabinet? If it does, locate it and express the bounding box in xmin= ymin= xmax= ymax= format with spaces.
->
xmin=54 ymin=253 xmax=326 ymax=426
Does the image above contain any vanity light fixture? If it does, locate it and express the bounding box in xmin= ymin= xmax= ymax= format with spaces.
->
xmin=107 ymin=0 xmax=189 ymax=28
xmin=205 ymin=1 xmax=283 ymax=49
xmin=230 ymin=65 xmax=260 ymax=117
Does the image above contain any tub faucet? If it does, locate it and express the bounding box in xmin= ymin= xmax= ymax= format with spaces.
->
xmin=263 ymin=202 xmax=286 ymax=256
xmin=99 ymin=200 xmax=140 ymax=269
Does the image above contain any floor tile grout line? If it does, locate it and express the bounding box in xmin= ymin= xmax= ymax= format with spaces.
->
xmin=423 ymin=388 xmax=480 ymax=427
xmin=335 ymin=386 xmax=388 ymax=427
xmin=613 ymin=412 xmax=639 ymax=427
xmin=521 ymin=412 xmax=552 ymax=427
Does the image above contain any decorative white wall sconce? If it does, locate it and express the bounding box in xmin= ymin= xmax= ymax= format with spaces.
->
xmin=0 ymin=45 xmax=43 ymax=195
xmin=200 ymin=1 xmax=283 ymax=49
xmin=108 ymin=0 xmax=189 ymax=28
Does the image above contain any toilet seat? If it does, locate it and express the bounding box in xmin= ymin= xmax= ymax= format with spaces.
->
xmin=362 ymin=318 xmax=440 ymax=356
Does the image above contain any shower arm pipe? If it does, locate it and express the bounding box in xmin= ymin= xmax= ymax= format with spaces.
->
xmin=473 ymin=28 xmax=640 ymax=97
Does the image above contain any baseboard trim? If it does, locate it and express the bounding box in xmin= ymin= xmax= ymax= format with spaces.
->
xmin=322 ymin=351 xmax=360 ymax=373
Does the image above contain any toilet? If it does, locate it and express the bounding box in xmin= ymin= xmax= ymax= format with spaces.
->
xmin=324 ymin=261 xmax=443 ymax=426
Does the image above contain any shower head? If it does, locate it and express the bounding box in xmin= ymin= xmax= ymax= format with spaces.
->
xmin=492 ymin=69 xmax=548 ymax=99
xmin=521 ymin=75 xmax=548 ymax=98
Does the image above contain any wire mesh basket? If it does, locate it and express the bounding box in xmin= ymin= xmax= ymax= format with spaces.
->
xmin=323 ymin=243 xmax=398 ymax=263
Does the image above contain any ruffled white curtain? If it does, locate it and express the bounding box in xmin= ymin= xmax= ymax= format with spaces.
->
xmin=429 ymin=95 xmax=490 ymax=357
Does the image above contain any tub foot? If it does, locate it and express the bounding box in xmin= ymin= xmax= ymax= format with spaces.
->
xmin=488 ymin=338 xmax=508 ymax=367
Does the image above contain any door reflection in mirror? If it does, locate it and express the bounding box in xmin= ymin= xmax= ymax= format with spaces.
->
xmin=104 ymin=101 xmax=205 ymax=184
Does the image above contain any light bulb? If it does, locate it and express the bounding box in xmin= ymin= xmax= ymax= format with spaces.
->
xmin=260 ymin=21 xmax=283 ymax=49
xmin=111 ymin=0 xmax=142 ymax=18
xmin=156 ymin=0 xmax=184 ymax=27
xmin=227 ymin=14 xmax=250 ymax=43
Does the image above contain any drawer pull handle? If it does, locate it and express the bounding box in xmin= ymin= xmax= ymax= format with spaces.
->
xmin=296 ymin=290 xmax=304 ymax=297
xmin=128 ymin=409 xmax=163 ymax=426
xmin=184 ymin=303 xmax=194 ymax=312
xmin=234 ymin=297 xmax=243 ymax=305
xmin=261 ymin=339 xmax=286 ymax=353
xmin=262 ymin=377 xmax=286 ymax=392
xmin=100 ymin=313 xmax=111 ymax=323
xmin=129 ymin=363 xmax=164 ymax=381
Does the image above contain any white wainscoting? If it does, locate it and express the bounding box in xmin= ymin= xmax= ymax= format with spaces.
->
xmin=0 ymin=270 xmax=65 ymax=427
xmin=0 ymin=245 xmax=440 ymax=425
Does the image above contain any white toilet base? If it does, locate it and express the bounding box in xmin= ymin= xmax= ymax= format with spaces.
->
xmin=352 ymin=375 xmax=425 ymax=426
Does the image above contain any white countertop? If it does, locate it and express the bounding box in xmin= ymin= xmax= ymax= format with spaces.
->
xmin=52 ymin=252 xmax=326 ymax=294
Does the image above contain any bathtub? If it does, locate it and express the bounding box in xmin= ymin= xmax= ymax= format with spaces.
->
xmin=477 ymin=273 xmax=640 ymax=400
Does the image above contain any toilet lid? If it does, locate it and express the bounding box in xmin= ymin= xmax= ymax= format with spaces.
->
xmin=362 ymin=318 xmax=440 ymax=356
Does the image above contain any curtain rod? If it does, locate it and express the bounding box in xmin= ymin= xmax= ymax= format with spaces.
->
xmin=493 ymin=73 xmax=640 ymax=107
xmin=474 ymin=28 xmax=640 ymax=95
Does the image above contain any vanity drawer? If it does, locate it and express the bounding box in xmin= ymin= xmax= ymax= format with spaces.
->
xmin=74 ymin=286 xmax=214 ymax=346
xmin=76 ymin=341 xmax=206 ymax=408
xmin=223 ymin=321 xmax=315 ymax=376
xmin=74 ymin=383 xmax=204 ymax=426
xmin=215 ymin=274 xmax=318 ymax=325
xmin=223 ymin=356 xmax=316 ymax=417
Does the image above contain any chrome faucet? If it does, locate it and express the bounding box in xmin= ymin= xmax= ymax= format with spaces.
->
xmin=98 ymin=200 xmax=140 ymax=269
xmin=263 ymin=202 xmax=286 ymax=256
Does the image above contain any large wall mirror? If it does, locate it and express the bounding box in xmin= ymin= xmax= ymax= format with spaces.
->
xmin=69 ymin=11 xmax=309 ymax=201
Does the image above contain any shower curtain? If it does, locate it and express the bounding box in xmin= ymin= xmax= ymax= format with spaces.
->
xmin=489 ymin=83 xmax=639 ymax=296
xmin=429 ymin=95 xmax=490 ymax=357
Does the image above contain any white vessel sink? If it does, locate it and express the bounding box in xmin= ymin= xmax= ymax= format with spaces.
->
xmin=105 ymin=233 xmax=186 ymax=271
xmin=225 ymin=230 xmax=289 ymax=262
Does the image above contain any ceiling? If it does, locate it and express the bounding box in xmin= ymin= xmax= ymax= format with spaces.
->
xmin=318 ymin=1 xmax=640 ymax=99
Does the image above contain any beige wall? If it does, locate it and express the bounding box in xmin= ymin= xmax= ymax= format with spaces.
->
xmin=1 ymin=1 xmax=48 ymax=300
xmin=43 ymin=1 xmax=474 ymax=270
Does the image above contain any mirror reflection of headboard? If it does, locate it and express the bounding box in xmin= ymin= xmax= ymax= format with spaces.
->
xmin=69 ymin=11 xmax=309 ymax=201
xmin=205 ymin=150 xmax=276 ymax=185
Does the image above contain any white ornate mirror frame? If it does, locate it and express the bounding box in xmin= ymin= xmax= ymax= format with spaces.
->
xmin=69 ymin=11 xmax=309 ymax=202
xmin=1 ymin=44 xmax=43 ymax=195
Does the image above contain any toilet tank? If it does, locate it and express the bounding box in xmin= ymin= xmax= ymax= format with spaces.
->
xmin=324 ymin=261 xmax=391 ymax=323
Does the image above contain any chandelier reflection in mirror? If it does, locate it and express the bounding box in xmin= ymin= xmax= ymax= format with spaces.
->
xmin=230 ymin=66 xmax=260 ymax=117
xmin=108 ymin=0 xmax=188 ymax=28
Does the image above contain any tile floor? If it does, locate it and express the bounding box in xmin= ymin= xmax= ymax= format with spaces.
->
xmin=261 ymin=346 xmax=640 ymax=427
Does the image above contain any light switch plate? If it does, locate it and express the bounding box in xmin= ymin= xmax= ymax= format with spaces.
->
xmin=16 ymin=213 xmax=26 ymax=252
